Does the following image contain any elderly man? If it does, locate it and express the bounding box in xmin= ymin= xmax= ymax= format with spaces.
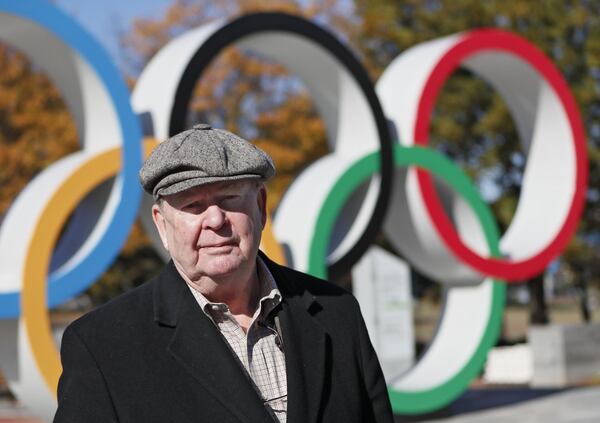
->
xmin=55 ymin=124 xmax=393 ymax=423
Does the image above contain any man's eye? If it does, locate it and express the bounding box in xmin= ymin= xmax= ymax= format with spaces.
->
xmin=182 ymin=202 xmax=203 ymax=212
xmin=221 ymin=195 xmax=240 ymax=206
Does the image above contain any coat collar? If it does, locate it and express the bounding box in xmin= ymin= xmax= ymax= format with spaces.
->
xmin=152 ymin=261 xmax=184 ymax=327
xmin=259 ymin=253 xmax=328 ymax=423
xmin=152 ymin=255 xmax=328 ymax=423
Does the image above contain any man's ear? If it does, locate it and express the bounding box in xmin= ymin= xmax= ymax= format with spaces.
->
xmin=257 ymin=184 xmax=267 ymax=229
xmin=152 ymin=203 xmax=169 ymax=251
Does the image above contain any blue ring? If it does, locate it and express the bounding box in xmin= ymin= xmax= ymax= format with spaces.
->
xmin=0 ymin=0 xmax=142 ymax=318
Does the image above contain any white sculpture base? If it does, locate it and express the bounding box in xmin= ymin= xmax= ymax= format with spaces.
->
xmin=529 ymin=323 xmax=600 ymax=387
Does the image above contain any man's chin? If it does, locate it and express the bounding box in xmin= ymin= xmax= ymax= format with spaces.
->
xmin=197 ymin=255 xmax=247 ymax=278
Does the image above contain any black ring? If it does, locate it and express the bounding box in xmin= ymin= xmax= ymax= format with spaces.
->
xmin=169 ymin=12 xmax=393 ymax=280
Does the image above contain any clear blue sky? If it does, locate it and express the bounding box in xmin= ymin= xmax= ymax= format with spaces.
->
xmin=55 ymin=0 xmax=172 ymax=72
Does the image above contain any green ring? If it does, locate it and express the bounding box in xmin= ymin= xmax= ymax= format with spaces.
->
xmin=307 ymin=144 xmax=506 ymax=414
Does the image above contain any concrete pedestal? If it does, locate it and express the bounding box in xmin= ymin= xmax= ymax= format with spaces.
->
xmin=529 ymin=323 xmax=600 ymax=387
xmin=352 ymin=246 xmax=414 ymax=381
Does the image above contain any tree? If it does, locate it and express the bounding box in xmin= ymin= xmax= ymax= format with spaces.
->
xmin=0 ymin=44 xmax=78 ymax=216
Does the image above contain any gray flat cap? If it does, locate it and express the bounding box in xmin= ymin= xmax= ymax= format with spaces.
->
xmin=140 ymin=123 xmax=275 ymax=199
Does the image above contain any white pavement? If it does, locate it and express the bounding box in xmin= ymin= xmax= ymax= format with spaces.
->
xmin=422 ymin=386 xmax=600 ymax=422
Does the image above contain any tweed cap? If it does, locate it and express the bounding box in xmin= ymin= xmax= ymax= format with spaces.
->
xmin=140 ymin=123 xmax=275 ymax=199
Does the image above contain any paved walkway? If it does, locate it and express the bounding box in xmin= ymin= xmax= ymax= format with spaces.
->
xmin=3 ymin=387 xmax=600 ymax=422
xmin=414 ymin=386 xmax=600 ymax=422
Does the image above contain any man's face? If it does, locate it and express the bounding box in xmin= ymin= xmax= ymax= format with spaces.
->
xmin=152 ymin=179 xmax=267 ymax=283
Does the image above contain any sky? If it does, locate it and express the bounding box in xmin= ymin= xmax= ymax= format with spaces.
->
xmin=53 ymin=0 xmax=356 ymax=73
xmin=55 ymin=0 xmax=173 ymax=72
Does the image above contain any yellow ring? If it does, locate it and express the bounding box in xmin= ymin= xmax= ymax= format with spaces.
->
xmin=22 ymin=139 xmax=158 ymax=393
xmin=261 ymin=215 xmax=287 ymax=266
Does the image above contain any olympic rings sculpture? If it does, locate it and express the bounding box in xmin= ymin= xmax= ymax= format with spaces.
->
xmin=0 ymin=1 xmax=587 ymax=420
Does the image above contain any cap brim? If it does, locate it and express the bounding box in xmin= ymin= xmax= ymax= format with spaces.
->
xmin=155 ymin=174 xmax=263 ymax=199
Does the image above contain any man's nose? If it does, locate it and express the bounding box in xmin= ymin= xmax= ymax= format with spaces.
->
xmin=202 ymin=204 xmax=226 ymax=229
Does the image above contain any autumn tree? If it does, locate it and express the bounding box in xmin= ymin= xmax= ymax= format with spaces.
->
xmin=0 ymin=44 xmax=78 ymax=216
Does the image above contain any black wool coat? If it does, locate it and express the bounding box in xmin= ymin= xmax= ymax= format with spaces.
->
xmin=54 ymin=253 xmax=394 ymax=423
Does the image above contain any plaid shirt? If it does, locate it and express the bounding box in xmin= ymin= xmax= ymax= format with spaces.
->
xmin=187 ymin=257 xmax=287 ymax=422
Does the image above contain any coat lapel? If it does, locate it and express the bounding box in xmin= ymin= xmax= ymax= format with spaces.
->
xmin=263 ymin=255 xmax=328 ymax=423
xmin=153 ymin=262 xmax=273 ymax=423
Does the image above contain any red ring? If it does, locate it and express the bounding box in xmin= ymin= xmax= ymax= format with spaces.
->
xmin=414 ymin=29 xmax=587 ymax=281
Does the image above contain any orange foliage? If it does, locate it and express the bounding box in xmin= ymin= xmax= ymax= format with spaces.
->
xmin=0 ymin=44 xmax=78 ymax=215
